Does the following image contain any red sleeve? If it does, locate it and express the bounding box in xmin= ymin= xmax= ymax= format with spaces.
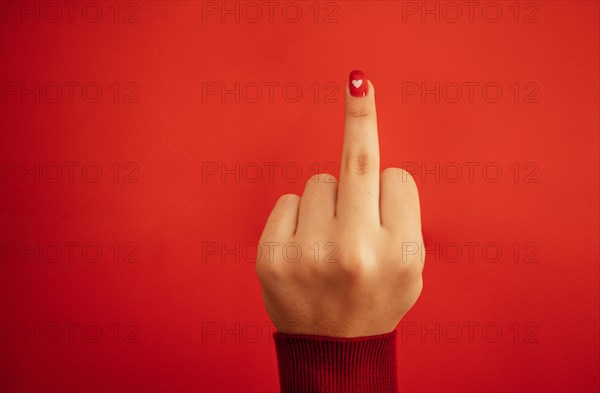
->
xmin=273 ymin=330 xmax=398 ymax=393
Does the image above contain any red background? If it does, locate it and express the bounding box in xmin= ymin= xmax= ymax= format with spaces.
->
xmin=1 ymin=1 xmax=599 ymax=392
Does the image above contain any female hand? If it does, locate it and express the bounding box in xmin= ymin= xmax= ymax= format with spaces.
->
xmin=256 ymin=70 xmax=425 ymax=338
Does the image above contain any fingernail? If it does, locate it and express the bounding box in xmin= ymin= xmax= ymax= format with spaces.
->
xmin=349 ymin=70 xmax=368 ymax=97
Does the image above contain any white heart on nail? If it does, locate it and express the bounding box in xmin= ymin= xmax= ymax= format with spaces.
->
xmin=351 ymin=79 xmax=363 ymax=88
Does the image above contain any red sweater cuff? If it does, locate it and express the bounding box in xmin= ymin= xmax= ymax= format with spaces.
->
xmin=273 ymin=330 xmax=398 ymax=393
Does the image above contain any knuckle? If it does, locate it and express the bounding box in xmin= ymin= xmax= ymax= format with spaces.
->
xmin=255 ymin=260 xmax=282 ymax=282
xmin=336 ymin=243 xmax=376 ymax=280
xmin=277 ymin=193 xmax=300 ymax=205
xmin=383 ymin=167 xmax=415 ymax=185
xmin=337 ymin=255 xmax=365 ymax=280
xmin=344 ymin=152 xmax=375 ymax=176
xmin=348 ymin=107 xmax=373 ymax=119
xmin=307 ymin=173 xmax=338 ymax=185
xmin=396 ymin=241 xmax=425 ymax=270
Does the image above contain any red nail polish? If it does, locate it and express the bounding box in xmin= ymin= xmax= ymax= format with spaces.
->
xmin=349 ymin=70 xmax=368 ymax=97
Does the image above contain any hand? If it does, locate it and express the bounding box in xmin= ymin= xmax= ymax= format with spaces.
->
xmin=255 ymin=71 xmax=425 ymax=338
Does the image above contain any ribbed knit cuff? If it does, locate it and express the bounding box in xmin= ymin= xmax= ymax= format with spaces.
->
xmin=273 ymin=330 xmax=398 ymax=393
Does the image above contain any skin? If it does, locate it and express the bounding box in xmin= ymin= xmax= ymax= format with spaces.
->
xmin=256 ymin=80 xmax=425 ymax=338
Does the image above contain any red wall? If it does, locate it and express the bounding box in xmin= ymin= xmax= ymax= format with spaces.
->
xmin=1 ymin=1 xmax=598 ymax=392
